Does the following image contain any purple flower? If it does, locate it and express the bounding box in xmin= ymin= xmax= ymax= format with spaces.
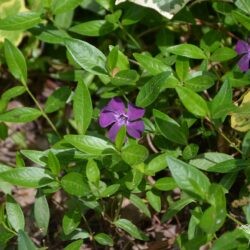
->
xmin=235 ymin=40 xmax=250 ymax=72
xmin=99 ymin=98 xmax=145 ymax=141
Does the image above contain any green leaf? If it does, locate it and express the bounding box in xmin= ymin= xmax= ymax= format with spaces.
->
xmin=242 ymin=130 xmax=250 ymax=158
xmin=210 ymin=80 xmax=233 ymax=119
xmin=34 ymin=192 xmax=50 ymax=235
xmin=184 ymin=72 xmax=215 ymax=92
xmin=64 ymin=135 xmax=115 ymax=155
xmin=114 ymin=218 xmax=148 ymax=240
xmin=210 ymin=47 xmax=237 ymax=62
xmin=154 ymin=177 xmax=177 ymax=191
xmin=0 ymin=123 xmax=8 ymax=140
xmin=111 ymin=70 xmax=138 ymax=86
xmin=182 ymin=143 xmax=199 ymax=161
xmin=199 ymin=184 xmax=226 ymax=233
xmin=1 ymin=86 xmax=26 ymax=101
xmin=86 ymin=159 xmax=100 ymax=184
xmin=61 ymin=172 xmax=89 ymax=197
xmin=162 ymin=197 xmax=194 ymax=222
xmin=129 ymin=194 xmax=151 ymax=218
xmin=133 ymin=53 xmax=170 ymax=75
xmin=121 ymin=144 xmax=149 ymax=166
xmin=51 ymin=0 xmax=83 ymax=14
xmin=44 ymin=86 xmax=71 ymax=113
xmin=0 ymin=167 xmax=53 ymax=188
xmin=63 ymin=207 xmax=82 ymax=235
xmin=70 ymin=20 xmax=116 ymax=37
xmin=6 ymin=195 xmax=25 ymax=232
xmin=235 ymin=0 xmax=250 ymax=15
xmin=0 ymin=108 xmax=41 ymax=123
xmin=0 ymin=11 xmax=41 ymax=30
xmin=136 ymin=71 xmax=171 ymax=107
xmin=100 ymin=184 xmax=120 ymax=197
xmin=176 ymin=56 xmax=189 ymax=81
xmin=167 ymin=157 xmax=210 ymax=200
xmin=18 ymin=230 xmax=37 ymax=250
xmin=64 ymin=240 xmax=83 ymax=250
xmin=106 ymin=46 xmax=119 ymax=72
xmin=176 ymin=86 xmax=209 ymax=117
xmin=65 ymin=38 xmax=107 ymax=75
xmin=4 ymin=39 xmax=27 ymax=84
xmin=206 ymin=159 xmax=250 ymax=173
xmin=115 ymin=126 xmax=126 ymax=150
xmin=232 ymin=10 xmax=250 ymax=30
xmin=94 ymin=233 xmax=114 ymax=246
xmin=0 ymin=224 xmax=15 ymax=246
xmin=166 ymin=44 xmax=206 ymax=59
xmin=154 ymin=109 xmax=188 ymax=145
xmin=47 ymin=151 xmax=61 ymax=176
xmin=73 ymin=81 xmax=93 ymax=135
xmin=146 ymin=190 xmax=161 ymax=212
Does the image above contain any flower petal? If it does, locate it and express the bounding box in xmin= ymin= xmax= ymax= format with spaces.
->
xmin=237 ymin=54 xmax=250 ymax=72
xmin=108 ymin=122 xmax=122 ymax=141
xmin=235 ymin=40 xmax=250 ymax=55
xmin=99 ymin=111 xmax=116 ymax=128
xmin=105 ymin=97 xmax=125 ymax=114
xmin=128 ymin=103 xmax=145 ymax=121
xmin=127 ymin=120 xmax=144 ymax=139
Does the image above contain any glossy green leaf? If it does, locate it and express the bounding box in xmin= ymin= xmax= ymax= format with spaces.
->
xmin=0 ymin=108 xmax=41 ymax=123
xmin=70 ymin=20 xmax=116 ymax=36
xmin=111 ymin=70 xmax=138 ymax=86
xmin=18 ymin=230 xmax=37 ymax=250
xmin=106 ymin=46 xmax=118 ymax=72
xmin=176 ymin=86 xmax=209 ymax=117
xmin=4 ymin=39 xmax=27 ymax=84
xmin=136 ymin=71 xmax=171 ymax=107
xmin=65 ymin=38 xmax=107 ymax=75
xmin=73 ymin=81 xmax=93 ymax=134
xmin=61 ymin=172 xmax=89 ymax=197
xmin=210 ymin=80 xmax=233 ymax=119
xmin=94 ymin=233 xmax=114 ymax=246
xmin=86 ymin=159 xmax=100 ymax=184
xmin=64 ymin=239 xmax=83 ymax=250
xmin=1 ymin=86 xmax=26 ymax=101
xmin=232 ymin=10 xmax=250 ymax=30
xmin=154 ymin=109 xmax=188 ymax=145
xmin=182 ymin=143 xmax=199 ymax=160
xmin=133 ymin=53 xmax=170 ymax=75
xmin=121 ymin=144 xmax=148 ymax=166
xmin=47 ymin=151 xmax=61 ymax=176
xmin=44 ymin=86 xmax=71 ymax=113
xmin=166 ymin=44 xmax=206 ymax=59
xmin=114 ymin=218 xmax=148 ymax=240
xmin=235 ymin=0 xmax=250 ymax=15
xmin=51 ymin=0 xmax=83 ymax=14
xmin=146 ymin=190 xmax=161 ymax=212
xmin=162 ymin=197 xmax=194 ymax=222
xmin=129 ymin=194 xmax=151 ymax=218
xmin=154 ymin=177 xmax=177 ymax=191
xmin=167 ymin=157 xmax=210 ymax=200
xmin=0 ymin=167 xmax=53 ymax=188
xmin=100 ymin=184 xmax=120 ymax=197
xmin=63 ymin=207 xmax=82 ymax=235
xmin=0 ymin=123 xmax=8 ymax=140
xmin=115 ymin=126 xmax=126 ymax=150
xmin=34 ymin=192 xmax=50 ymax=235
xmin=176 ymin=56 xmax=189 ymax=81
xmin=64 ymin=135 xmax=115 ymax=155
xmin=0 ymin=11 xmax=41 ymax=30
xmin=210 ymin=47 xmax=237 ymax=62
xmin=6 ymin=195 xmax=25 ymax=232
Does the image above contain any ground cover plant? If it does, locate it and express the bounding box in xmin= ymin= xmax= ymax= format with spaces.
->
xmin=0 ymin=0 xmax=250 ymax=249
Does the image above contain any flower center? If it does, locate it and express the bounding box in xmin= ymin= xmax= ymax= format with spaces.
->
xmin=117 ymin=113 xmax=128 ymax=125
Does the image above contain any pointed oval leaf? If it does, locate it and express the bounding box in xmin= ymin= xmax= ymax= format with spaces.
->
xmin=176 ymin=86 xmax=209 ymax=117
xmin=94 ymin=233 xmax=114 ymax=246
xmin=73 ymin=81 xmax=92 ymax=134
xmin=52 ymin=0 xmax=83 ymax=14
xmin=18 ymin=230 xmax=37 ymax=250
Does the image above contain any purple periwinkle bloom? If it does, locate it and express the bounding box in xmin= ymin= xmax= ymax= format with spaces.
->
xmin=235 ymin=40 xmax=250 ymax=72
xmin=99 ymin=98 xmax=145 ymax=141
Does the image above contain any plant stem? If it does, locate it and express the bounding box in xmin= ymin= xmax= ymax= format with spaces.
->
xmin=227 ymin=213 xmax=244 ymax=226
xmin=119 ymin=23 xmax=141 ymax=49
xmin=25 ymin=87 xmax=60 ymax=137
xmin=82 ymin=214 xmax=97 ymax=250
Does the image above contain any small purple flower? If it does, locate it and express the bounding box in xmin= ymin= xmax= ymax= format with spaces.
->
xmin=235 ymin=40 xmax=250 ymax=72
xmin=99 ymin=98 xmax=145 ymax=141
